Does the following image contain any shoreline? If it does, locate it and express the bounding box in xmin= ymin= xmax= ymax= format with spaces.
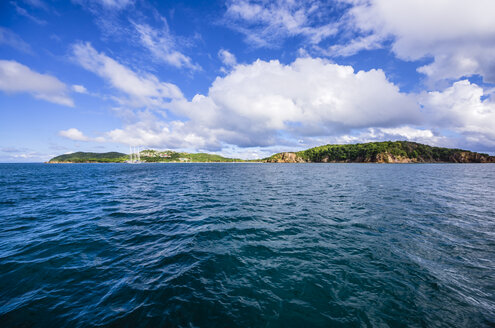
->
xmin=45 ymin=161 xmax=495 ymax=164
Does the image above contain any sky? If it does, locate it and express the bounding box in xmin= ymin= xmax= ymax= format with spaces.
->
xmin=1 ymin=0 xmax=495 ymax=162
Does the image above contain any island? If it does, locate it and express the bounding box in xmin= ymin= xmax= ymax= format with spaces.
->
xmin=266 ymin=141 xmax=495 ymax=163
xmin=48 ymin=141 xmax=495 ymax=163
xmin=48 ymin=150 xmax=246 ymax=163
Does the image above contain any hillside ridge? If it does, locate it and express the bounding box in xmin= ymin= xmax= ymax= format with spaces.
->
xmin=48 ymin=150 xmax=244 ymax=163
xmin=48 ymin=142 xmax=495 ymax=163
xmin=265 ymin=141 xmax=495 ymax=163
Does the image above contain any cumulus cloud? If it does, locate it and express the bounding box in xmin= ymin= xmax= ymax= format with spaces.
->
xmin=171 ymin=57 xmax=420 ymax=144
xmin=419 ymin=80 xmax=495 ymax=147
xmin=0 ymin=59 xmax=74 ymax=106
xmin=333 ymin=0 xmax=495 ymax=82
xmin=59 ymin=128 xmax=90 ymax=141
xmin=218 ymin=49 xmax=237 ymax=67
xmin=80 ymin=57 xmax=420 ymax=150
xmin=72 ymin=84 xmax=88 ymax=93
xmin=65 ymin=51 xmax=495 ymax=153
xmin=224 ymin=0 xmax=338 ymax=47
xmin=59 ymin=128 xmax=106 ymax=142
xmin=72 ymin=42 xmax=184 ymax=107
xmin=133 ymin=21 xmax=200 ymax=70
xmin=104 ymin=112 xmax=221 ymax=148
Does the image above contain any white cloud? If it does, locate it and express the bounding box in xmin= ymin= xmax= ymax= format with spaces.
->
xmin=171 ymin=57 xmax=420 ymax=145
xmin=13 ymin=153 xmax=37 ymax=158
xmin=105 ymin=113 xmax=220 ymax=149
xmin=419 ymin=80 xmax=495 ymax=147
xmin=96 ymin=57 xmax=420 ymax=150
xmin=133 ymin=21 xmax=200 ymax=70
xmin=0 ymin=146 xmax=55 ymax=162
xmin=379 ymin=126 xmax=436 ymax=141
xmin=59 ymin=128 xmax=106 ymax=142
xmin=335 ymin=0 xmax=495 ymax=82
xmin=65 ymin=53 xmax=495 ymax=153
xmin=72 ymin=84 xmax=88 ymax=93
xmin=0 ymin=60 xmax=74 ymax=107
xmin=72 ymin=42 xmax=184 ymax=107
xmin=326 ymin=34 xmax=383 ymax=57
xmin=326 ymin=126 xmax=448 ymax=148
xmin=0 ymin=27 xmax=32 ymax=53
xmin=59 ymin=128 xmax=90 ymax=141
xmin=11 ymin=1 xmax=47 ymax=25
xmin=224 ymin=0 xmax=338 ymax=47
xmin=98 ymin=0 xmax=133 ymax=8
xmin=345 ymin=81 xmax=495 ymax=149
xmin=74 ymin=0 xmax=133 ymax=10
xmin=218 ymin=49 xmax=237 ymax=67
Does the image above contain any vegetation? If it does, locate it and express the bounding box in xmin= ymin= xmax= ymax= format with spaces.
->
xmin=49 ymin=150 xmax=246 ymax=163
xmin=49 ymin=152 xmax=128 ymax=163
xmin=139 ymin=149 xmax=244 ymax=162
xmin=266 ymin=141 xmax=495 ymax=163
xmin=48 ymin=142 xmax=495 ymax=164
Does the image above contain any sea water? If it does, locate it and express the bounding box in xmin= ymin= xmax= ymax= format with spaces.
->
xmin=0 ymin=163 xmax=494 ymax=327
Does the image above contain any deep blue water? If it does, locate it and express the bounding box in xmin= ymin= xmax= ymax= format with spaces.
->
xmin=0 ymin=163 xmax=494 ymax=327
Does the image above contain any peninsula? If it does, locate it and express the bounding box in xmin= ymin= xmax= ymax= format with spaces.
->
xmin=48 ymin=141 xmax=495 ymax=163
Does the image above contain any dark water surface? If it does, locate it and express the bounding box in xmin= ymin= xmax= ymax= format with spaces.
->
xmin=0 ymin=163 xmax=494 ymax=327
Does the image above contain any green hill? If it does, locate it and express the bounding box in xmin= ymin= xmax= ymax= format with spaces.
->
xmin=48 ymin=152 xmax=128 ymax=163
xmin=48 ymin=150 xmax=244 ymax=163
xmin=139 ymin=150 xmax=243 ymax=162
xmin=265 ymin=141 xmax=495 ymax=163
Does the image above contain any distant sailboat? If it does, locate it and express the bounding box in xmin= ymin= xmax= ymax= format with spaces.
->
xmin=126 ymin=145 xmax=142 ymax=164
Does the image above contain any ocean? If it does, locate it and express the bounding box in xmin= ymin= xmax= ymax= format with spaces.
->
xmin=0 ymin=163 xmax=494 ymax=327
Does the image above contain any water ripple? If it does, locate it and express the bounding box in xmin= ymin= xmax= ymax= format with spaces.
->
xmin=0 ymin=163 xmax=494 ymax=327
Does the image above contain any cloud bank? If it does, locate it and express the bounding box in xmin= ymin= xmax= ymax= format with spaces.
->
xmin=67 ymin=49 xmax=495 ymax=153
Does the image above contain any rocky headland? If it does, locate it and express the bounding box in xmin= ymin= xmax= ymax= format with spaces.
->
xmin=264 ymin=141 xmax=495 ymax=163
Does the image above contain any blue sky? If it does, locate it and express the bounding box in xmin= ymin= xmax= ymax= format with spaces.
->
xmin=1 ymin=0 xmax=495 ymax=161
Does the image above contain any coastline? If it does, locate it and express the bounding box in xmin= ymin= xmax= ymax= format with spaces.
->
xmin=45 ymin=161 xmax=495 ymax=164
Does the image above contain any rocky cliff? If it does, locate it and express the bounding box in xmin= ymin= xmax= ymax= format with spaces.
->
xmin=265 ymin=152 xmax=306 ymax=163
xmin=264 ymin=141 xmax=495 ymax=163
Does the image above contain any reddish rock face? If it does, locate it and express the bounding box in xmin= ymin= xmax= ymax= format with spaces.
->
xmin=266 ymin=152 xmax=306 ymax=163
xmin=266 ymin=150 xmax=495 ymax=163
xmin=448 ymin=152 xmax=495 ymax=163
